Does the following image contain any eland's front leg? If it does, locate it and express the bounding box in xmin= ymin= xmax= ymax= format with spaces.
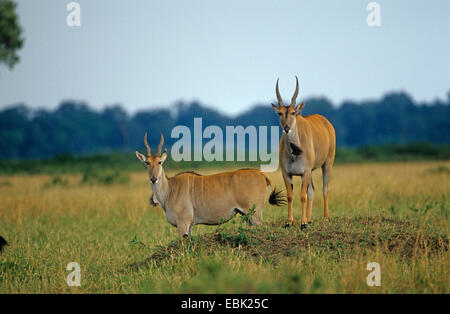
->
xmin=175 ymin=206 xmax=194 ymax=238
xmin=177 ymin=222 xmax=192 ymax=239
xmin=282 ymin=171 xmax=294 ymax=227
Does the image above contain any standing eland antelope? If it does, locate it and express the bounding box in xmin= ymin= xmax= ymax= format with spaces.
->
xmin=135 ymin=133 xmax=285 ymax=238
xmin=272 ymin=76 xmax=336 ymax=229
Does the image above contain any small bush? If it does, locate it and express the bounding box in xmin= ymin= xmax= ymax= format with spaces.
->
xmin=240 ymin=204 xmax=256 ymax=224
xmin=219 ymin=227 xmax=250 ymax=247
xmin=0 ymin=180 xmax=11 ymax=187
xmin=129 ymin=235 xmax=146 ymax=249
xmin=49 ymin=175 xmax=68 ymax=186
xmin=434 ymin=165 xmax=450 ymax=174
xmin=81 ymin=169 xmax=129 ymax=185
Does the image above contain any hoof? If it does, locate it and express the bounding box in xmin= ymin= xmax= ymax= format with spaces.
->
xmin=301 ymin=223 xmax=308 ymax=230
xmin=307 ymin=221 xmax=312 ymax=225
xmin=284 ymin=222 xmax=293 ymax=228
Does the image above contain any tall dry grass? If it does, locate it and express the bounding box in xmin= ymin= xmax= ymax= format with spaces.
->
xmin=0 ymin=161 xmax=448 ymax=293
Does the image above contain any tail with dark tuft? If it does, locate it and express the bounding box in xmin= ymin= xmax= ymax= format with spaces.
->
xmin=269 ymin=187 xmax=287 ymax=206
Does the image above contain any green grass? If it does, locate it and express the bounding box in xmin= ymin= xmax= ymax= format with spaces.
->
xmin=0 ymin=161 xmax=448 ymax=293
xmin=136 ymin=215 xmax=448 ymax=293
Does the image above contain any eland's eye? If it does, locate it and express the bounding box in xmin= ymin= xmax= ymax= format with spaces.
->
xmin=158 ymin=161 xmax=162 ymax=165
xmin=145 ymin=161 xmax=149 ymax=166
xmin=278 ymin=113 xmax=282 ymax=116
xmin=291 ymin=111 xmax=296 ymax=115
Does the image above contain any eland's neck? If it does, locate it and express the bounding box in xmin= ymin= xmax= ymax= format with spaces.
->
xmin=284 ymin=116 xmax=306 ymax=156
xmin=151 ymin=170 xmax=170 ymax=208
xmin=285 ymin=122 xmax=300 ymax=146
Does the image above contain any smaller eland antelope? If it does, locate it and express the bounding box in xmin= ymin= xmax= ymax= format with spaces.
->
xmin=135 ymin=133 xmax=285 ymax=238
xmin=272 ymin=76 xmax=336 ymax=229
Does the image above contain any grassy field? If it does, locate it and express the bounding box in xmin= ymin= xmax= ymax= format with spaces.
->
xmin=0 ymin=161 xmax=448 ymax=293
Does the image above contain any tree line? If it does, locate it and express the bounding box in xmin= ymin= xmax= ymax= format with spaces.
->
xmin=0 ymin=91 xmax=449 ymax=159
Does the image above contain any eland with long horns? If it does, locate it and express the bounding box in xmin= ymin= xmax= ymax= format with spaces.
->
xmin=271 ymin=76 xmax=336 ymax=229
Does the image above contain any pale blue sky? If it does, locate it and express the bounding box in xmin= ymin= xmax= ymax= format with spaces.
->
xmin=0 ymin=0 xmax=448 ymax=115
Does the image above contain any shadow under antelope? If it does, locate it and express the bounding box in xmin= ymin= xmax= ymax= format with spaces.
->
xmin=135 ymin=133 xmax=285 ymax=238
xmin=272 ymin=76 xmax=336 ymax=229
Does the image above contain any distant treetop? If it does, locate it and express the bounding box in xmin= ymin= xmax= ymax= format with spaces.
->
xmin=0 ymin=91 xmax=449 ymax=159
xmin=0 ymin=0 xmax=24 ymax=69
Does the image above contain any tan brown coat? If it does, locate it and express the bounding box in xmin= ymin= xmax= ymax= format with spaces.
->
xmin=272 ymin=77 xmax=336 ymax=228
xmin=136 ymin=134 xmax=285 ymax=238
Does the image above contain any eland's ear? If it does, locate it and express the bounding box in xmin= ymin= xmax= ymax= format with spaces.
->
xmin=160 ymin=149 xmax=168 ymax=163
xmin=135 ymin=151 xmax=147 ymax=163
xmin=271 ymin=103 xmax=280 ymax=113
xmin=295 ymin=102 xmax=305 ymax=114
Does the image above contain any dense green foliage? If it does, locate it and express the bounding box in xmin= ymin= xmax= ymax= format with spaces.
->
xmin=0 ymin=91 xmax=449 ymax=159
xmin=0 ymin=0 xmax=23 ymax=69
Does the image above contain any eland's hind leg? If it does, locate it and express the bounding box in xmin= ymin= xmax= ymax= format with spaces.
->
xmin=322 ymin=160 xmax=333 ymax=220
xmin=239 ymin=200 xmax=264 ymax=226
xmin=300 ymin=171 xmax=311 ymax=229
xmin=254 ymin=198 xmax=266 ymax=225
xmin=250 ymin=203 xmax=264 ymax=226
xmin=307 ymin=177 xmax=315 ymax=224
